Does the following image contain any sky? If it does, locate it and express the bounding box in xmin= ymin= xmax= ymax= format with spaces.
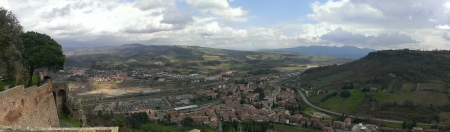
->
xmin=2 ymin=0 xmax=450 ymax=50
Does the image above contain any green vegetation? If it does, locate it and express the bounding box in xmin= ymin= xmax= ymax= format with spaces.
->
xmin=59 ymin=111 xmax=82 ymax=127
xmin=381 ymin=122 xmax=403 ymax=128
xmin=308 ymin=92 xmax=329 ymax=104
xmin=64 ymin=44 xmax=351 ymax=74
xmin=311 ymin=71 xmax=353 ymax=88
xmin=273 ymin=124 xmax=316 ymax=132
xmin=21 ymin=31 xmax=65 ymax=86
xmin=400 ymin=83 xmax=415 ymax=91
xmin=322 ymin=89 xmax=364 ymax=114
xmin=373 ymin=92 xmax=413 ymax=103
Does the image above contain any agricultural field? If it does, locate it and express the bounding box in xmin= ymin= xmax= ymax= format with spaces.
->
xmin=274 ymin=66 xmax=308 ymax=72
xmin=272 ymin=124 xmax=316 ymax=132
xmin=310 ymin=56 xmax=334 ymax=62
xmin=418 ymin=83 xmax=446 ymax=92
xmin=202 ymin=55 xmax=221 ymax=60
xmin=440 ymin=112 xmax=450 ymax=124
xmin=372 ymin=92 xmax=412 ymax=103
xmin=321 ymin=89 xmax=364 ymax=114
xmin=409 ymin=90 xmax=448 ymax=106
xmin=308 ymin=92 xmax=330 ymax=104
xmin=400 ymin=83 xmax=416 ymax=92
xmin=310 ymin=71 xmax=354 ymax=89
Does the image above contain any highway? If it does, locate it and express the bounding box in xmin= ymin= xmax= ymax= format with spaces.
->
xmin=290 ymin=85 xmax=433 ymax=126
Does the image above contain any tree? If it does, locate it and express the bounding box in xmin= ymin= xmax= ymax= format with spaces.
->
xmin=21 ymin=31 xmax=65 ymax=86
xmin=0 ymin=7 xmax=24 ymax=83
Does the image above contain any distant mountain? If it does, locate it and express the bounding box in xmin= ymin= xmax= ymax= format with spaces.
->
xmin=265 ymin=46 xmax=376 ymax=59
xmin=63 ymin=44 xmax=353 ymax=74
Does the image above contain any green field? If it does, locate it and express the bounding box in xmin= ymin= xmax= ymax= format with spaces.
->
xmin=310 ymin=56 xmax=333 ymax=62
xmin=308 ymin=92 xmax=329 ymax=104
xmin=322 ymin=89 xmax=364 ymax=114
xmin=311 ymin=71 xmax=354 ymax=88
xmin=400 ymin=83 xmax=415 ymax=92
xmin=273 ymin=124 xmax=316 ymax=132
xmin=223 ymin=63 xmax=244 ymax=69
xmin=135 ymin=122 xmax=215 ymax=132
xmin=381 ymin=122 xmax=402 ymax=128
xmin=440 ymin=112 xmax=450 ymax=123
xmin=373 ymin=92 xmax=412 ymax=103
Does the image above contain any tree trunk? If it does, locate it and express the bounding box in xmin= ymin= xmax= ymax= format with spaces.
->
xmin=28 ymin=68 xmax=34 ymax=87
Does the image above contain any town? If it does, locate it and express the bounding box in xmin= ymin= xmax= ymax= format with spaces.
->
xmin=58 ymin=66 xmax=439 ymax=132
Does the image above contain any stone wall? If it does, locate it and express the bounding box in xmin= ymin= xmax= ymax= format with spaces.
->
xmin=0 ymin=126 xmax=118 ymax=132
xmin=0 ymin=82 xmax=60 ymax=127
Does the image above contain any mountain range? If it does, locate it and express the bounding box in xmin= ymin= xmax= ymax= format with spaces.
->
xmin=262 ymin=45 xmax=376 ymax=59
xmin=63 ymin=44 xmax=353 ymax=75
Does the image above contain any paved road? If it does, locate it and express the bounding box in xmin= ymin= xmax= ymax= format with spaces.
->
xmin=290 ymin=85 xmax=433 ymax=126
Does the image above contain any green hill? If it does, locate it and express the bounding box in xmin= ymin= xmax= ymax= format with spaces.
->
xmin=297 ymin=49 xmax=450 ymax=124
xmin=63 ymin=44 xmax=352 ymax=75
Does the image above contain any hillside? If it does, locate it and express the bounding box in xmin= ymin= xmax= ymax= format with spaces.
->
xmin=300 ymin=49 xmax=450 ymax=86
xmin=297 ymin=49 xmax=450 ymax=123
xmin=64 ymin=44 xmax=353 ymax=74
xmin=263 ymin=45 xmax=376 ymax=59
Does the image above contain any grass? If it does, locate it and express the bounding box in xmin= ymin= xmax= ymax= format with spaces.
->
xmin=373 ymin=92 xmax=413 ymax=103
xmin=59 ymin=111 xmax=82 ymax=127
xmin=274 ymin=67 xmax=308 ymax=72
xmin=203 ymin=55 xmax=221 ymax=60
xmin=440 ymin=112 xmax=450 ymax=123
xmin=322 ymin=89 xmax=364 ymax=114
xmin=31 ymin=74 xmax=39 ymax=86
xmin=400 ymin=83 xmax=416 ymax=92
xmin=136 ymin=122 xmax=215 ymax=132
xmin=381 ymin=122 xmax=403 ymax=128
xmin=223 ymin=63 xmax=244 ymax=69
xmin=308 ymin=93 xmax=329 ymax=104
xmin=272 ymin=124 xmax=315 ymax=132
xmin=311 ymin=71 xmax=354 ymax=88
xmin=310 ymin=56 xmax=333 ymax=62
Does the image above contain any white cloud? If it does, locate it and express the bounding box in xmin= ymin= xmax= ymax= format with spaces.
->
xmin=2 ymin=0 xmax=450 ymax=50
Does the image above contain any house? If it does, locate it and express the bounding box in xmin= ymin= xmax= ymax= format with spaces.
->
xmin=277 ymin=100 xmax=287 ymax=107
xmin=344 ymin=118 xmax=352 ymax=127
xmin=324 ymin=127 xmax=333 ymax=132
xmin=333 ymin=121 xmax=345 ymax=129
xmin=413 ymin=127 xmax=424 ymax=132
xmin=370 ymin=87 xmax=378 ymax=92
xmin=321 ymin=120 xmax=332 ymax=127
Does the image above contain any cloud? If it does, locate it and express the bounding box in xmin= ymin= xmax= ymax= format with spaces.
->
xmin=160 ymin=11 xmax=193 ymax=25
xmin=443 ymin=33 xmax=450 ymax=41
xmin=133 ymin=0 xmax=175 ymax=11
xmin=309 ymin=0 xmax=450 ymax=29
xmin=41 ymin=4 xmax=72 ymax=18
xmin=186 ymin=0 xmax=251 ymax=25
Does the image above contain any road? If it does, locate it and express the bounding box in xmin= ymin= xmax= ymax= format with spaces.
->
xmin=291 ymin=85 xmax=433 ymax=126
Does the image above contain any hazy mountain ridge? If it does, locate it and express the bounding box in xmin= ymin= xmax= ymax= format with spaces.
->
xmin=263 ymin=45 xmax=376 ymax=59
